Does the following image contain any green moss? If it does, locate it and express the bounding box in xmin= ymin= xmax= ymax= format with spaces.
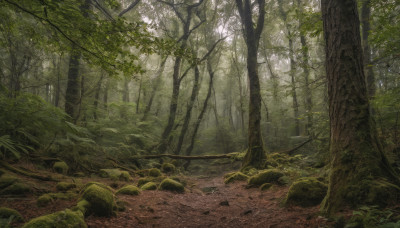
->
xmin=22 ymin=209 xmax=86 ymax=228
xmin=119 ymin=171 xmax=131 ymax=181
xmin=0 ymin=183 xmax=31 ymax=195
xmin=0 ymin=174 xmax=18 ymax=189
xmin=82 ymin=182 xmax=114 ymax=192
xmin=73 ymin=200 xmax=90 ymax=214
xmin=158 ymin=178 xmax=184 ymax=193
xmin=277 ymin=176 xmax=291 ymax=186
xmin=140 ymin=182 xmax=157 ymax=191
xmin=260 ymin=183 xmax=273 ymax=191
xmin=148 ymin=168 xmax=162 ymax=177
xmin=116 ymin=185 xmax=140 ymax=195
xmin=161 ymin=163 xmax=176 ymax=173
xmin=49 ymin=192 xmax=77 ymax=200
xmin=99 ymin=169 xmax=122 ymax=181
xmin=248 ymin=169 xmax=284 ymax=186
xmin=37 ymin=194 xmax=53 ymax=207
xmin=224 ymin=172 xmax=249 ymax=184
xmin=0 ymin=207 xmax=23 ymax=222
xmin=53 ymin=161 xmax=69 ymax=175
xmin=285 ymin=177 xmax=327 ymax=207
xmin=81 ymin=184 xmax=115 ymax=217
xmin=56 ymin=182 xmax=76 ymax=191
xmin=137 ymin=176 xmax=166 ymax=187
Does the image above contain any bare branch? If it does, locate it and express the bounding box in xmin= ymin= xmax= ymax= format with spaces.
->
xmin=118 ymin=0 xmax=141 ymax=17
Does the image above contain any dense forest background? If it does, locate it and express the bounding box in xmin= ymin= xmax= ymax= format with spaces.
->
xmin=1 ymin=0 xmax=400 ymax=226
xmin=1 ymin=0 xmax=398 ymax=169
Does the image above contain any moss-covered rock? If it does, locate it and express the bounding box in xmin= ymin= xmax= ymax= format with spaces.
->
xmin=260 ymin=183 xmax=273 ymax=191
xmin=0 ymin=183 xmax=31 ymax=195
xmin=0 ymin=207 xmax=24 ymax=222
xmin=119 ymin=171 xmax=131 ymax=181
xmin=99 ymin=169 xmax=130 ymax=181
xmin=116 ymin=185 xmax=140 ymax=195
xmin=148 ymin=168 xmax=162 ymax=177
xmin=53 ymin=161 xmax=69 ymax=175
xmin=248 ymin=169 xmax=285 ymax=186
xmin=73 ymin=200 xmax=90 ymax=215
xmin=158 ymin=178 xmax=184 ymax=193
xmin=82 ymin=182 xmax=114 ymax=192
xmin=224 ymin=172 xmax=249 ymax=184
xmin=56 ymin=182 xmax=76 ymax=191
xmin=81 ymin=184 xmax=115 ymax=217
xmin=22 ymin=209 xmax=86 ymax=228
xmin=161 ymin=163 xmax=176 ymax=173
xmin=140 ymin=182 xmax=157 ymax=191
xmin=285 ymin=177 xmax=327 ymax=207
xmin=137 ymin=176 xmax=166 ymax=187
xmin=37 ymin=194 xmax=53 ymax=207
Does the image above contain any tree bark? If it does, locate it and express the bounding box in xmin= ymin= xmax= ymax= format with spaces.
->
xmin=321 ymin=0 xmax=400 ymax=214
xmin=175 ymin=65 xmax=200 ymax=155
xmin=64 ymin=48 xmax=81 ymax=120
xmin=142 ymin=56 xmax=168 ymax=121
xmin=93 ymin=72 xmax=105 ymax=120
xmin=361 ymin=0 xmax=375 ymax=99
xmin=235 ymin=0 xmax=266 ymax=169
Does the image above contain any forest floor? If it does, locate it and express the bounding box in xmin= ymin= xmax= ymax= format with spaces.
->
xmin=0 ymin=162 xmax=334 ymax=228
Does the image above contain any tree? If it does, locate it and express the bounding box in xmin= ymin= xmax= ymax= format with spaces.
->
xmin=320 ymin=0 xmax=400 ymax=214
xmin=235 ymin=0 xmax=266 ymax=168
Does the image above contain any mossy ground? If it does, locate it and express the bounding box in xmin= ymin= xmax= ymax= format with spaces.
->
xmin=22 ymin=209 xmax=86 ymax=228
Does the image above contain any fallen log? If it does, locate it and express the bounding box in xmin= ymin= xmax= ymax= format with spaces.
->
xmin=133 ymin=139 xmax=312 ymax=160
xmin=132 ymin=153 xmax=235 ymax=160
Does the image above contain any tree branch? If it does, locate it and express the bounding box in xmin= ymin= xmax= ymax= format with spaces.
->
xmin=118 ymin=0 xmax=141 ymax=17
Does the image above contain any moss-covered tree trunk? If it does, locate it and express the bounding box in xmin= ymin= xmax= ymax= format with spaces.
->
xmin=64 ymin=48 xmax=81 ymax=120
xmin=235 ymin=0 xmax=266 ymax=169
xmin=321 ymin=0 xmax=400 ymax=214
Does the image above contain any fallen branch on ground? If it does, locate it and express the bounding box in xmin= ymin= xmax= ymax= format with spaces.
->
xmin=0 ymin=161 xmax=57 ymax=181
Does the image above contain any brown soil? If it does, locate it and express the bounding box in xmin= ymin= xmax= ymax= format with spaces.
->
xmin=0 ymin=169 xmax=331 ymax=228
xmin=85 ymin=176 xmax=329 ymax=228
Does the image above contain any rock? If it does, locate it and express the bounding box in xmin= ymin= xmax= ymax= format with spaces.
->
xmin=140 ymin=182 xmax=157 ymax=191
xmin=285 ymin=177 xmax=327 ymax=207
xmin=137 ymin=176 xmax=165 ymax=187
xmin=260 ymin=183 xmax=273 ymax=191
xmin=56 ymin=182 xmax=76 ymax=191
xmin=248 ymin=169 xmax=284 ymax=186
xmin=158 ymin=178 xmax=184 ymax=193
xmin=81 ymin=184 xmax=115 ymax=217
xmin=148 ymin=168 xmax=162 ymax=177
xmin=53 ymin=161 xmax=69 ymax=175
xmin=99 ymin=169 xmax=131 ymax=181
xmin=161 ymin=163 xmax=176 ymax=173
xmin=0 ymin=207 xmax=24 ymax=222
xmin=37 ymin=194 xmax=53 ymax=207
xmin=22 ymin=209 xmax=86 ymax=228
xmin=116 ymin=185 xmax=140 ymax=195
xmin=0 ymin=183 xmax=31 ymax=195
xmin=224 ymin=172 xmax=249 ymax=184
xmin=119 ymin=171 xmax=131 ymax=181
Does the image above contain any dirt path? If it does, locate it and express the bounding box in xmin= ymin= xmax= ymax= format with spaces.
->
xmin=86 ymin=176 xmax=329 ymax=228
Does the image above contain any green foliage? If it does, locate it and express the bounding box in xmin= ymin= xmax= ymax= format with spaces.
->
xmin=348 ymin=206 xmax=400 ymax=228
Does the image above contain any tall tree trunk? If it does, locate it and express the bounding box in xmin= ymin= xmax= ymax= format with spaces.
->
xmin=235 ymin=0 xmax=266 ymax=169
xmin=157 ymin=0 xmax=204 ymax=153
xmin=289 ymin=37 xmax=300 ymax=136
xmin=54 ymin=55 xmax=61 ymax=107
xmin=142 ymin=56 xmax=168 ymax=121
xmin=123 ymin=77 xmax=130 ymax=103
xmin=361 ymin=0 xmax=375 ymax=99
xmin=65 ymin=48 xmax=81 ymax=120
xmin=297 ymin=0 xmax=313 ymax=135
xmin=64 ymin=0 xmax=90 ymax=121
xmin=321 ymin=0 xmax=400 ymax=214
xmin=175 ymin=66 xmax=200 ymax=155
xmin=93 ymin=72 xmax=105 ymax=120
xmin=184 ymin=60 xmax=215 ymax=169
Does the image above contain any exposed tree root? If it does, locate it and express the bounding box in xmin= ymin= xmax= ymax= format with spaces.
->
xmin=0 ymin=161 xmax=57 ymax=181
